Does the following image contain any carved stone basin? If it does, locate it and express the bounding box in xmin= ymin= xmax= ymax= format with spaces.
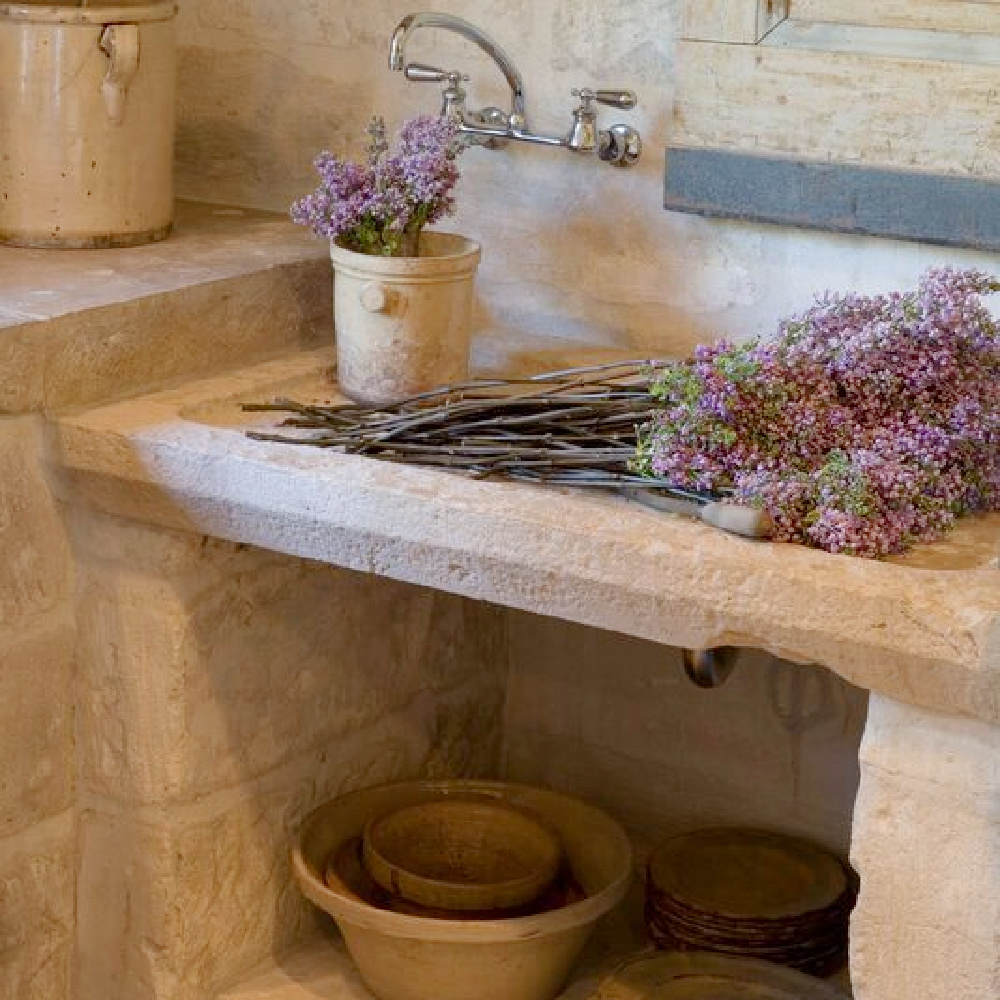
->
xmin=185 ymin=358 xmax=1000 ymax=576
xmin=50 ymin=349 xmax=1000 ymax=725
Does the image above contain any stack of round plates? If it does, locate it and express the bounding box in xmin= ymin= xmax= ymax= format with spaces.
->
xmin=645 ymin=829 xmax=856 ymax=978
xmin=591 ymin=952 xmax=850 ymax=1000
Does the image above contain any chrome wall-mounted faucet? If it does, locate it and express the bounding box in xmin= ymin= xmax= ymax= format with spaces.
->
xmin=388 ymin=12 xmax=642 ymax=167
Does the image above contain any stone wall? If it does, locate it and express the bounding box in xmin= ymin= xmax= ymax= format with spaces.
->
xmin=0 ymin=208 xmax=338 ymax=1000
xmin=69 ymin=509 xmax=507 ymax=1000
xmin=175 ymin=0 xmax=998 ymax=357
xmin=851 ymin=697 xmax=1000 ymax=1000
xmin=0 ymin=186 xmax=511 ymax=1000
xmin=504 ymin=613 xmax=868 ymax=858
xmin=0 ymin=418 xmax=75 ymax=1000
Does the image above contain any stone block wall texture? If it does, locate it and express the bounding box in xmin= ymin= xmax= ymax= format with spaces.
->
xmin=503 ymin=612 xmax=869 ymax=858
xmin=0 ymin=417 xmax=75 ymax=1000
xmin=69 ymin=510 xmax=507 ymax=1000
xmin=175 ymin=0 xmax=999 ymax=359
xmin=850 ymin=696 xmax=1000 ymax=1000
xmin=0 ymin=7 xmax=988 ymax=1000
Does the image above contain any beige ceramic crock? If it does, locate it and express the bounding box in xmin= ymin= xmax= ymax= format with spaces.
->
xmin=0 ymin=0 xmax=177 ymax=248
xmin=293 ymin=779 xmax=633 ymax=1000
xmin=331 ymin=232 xmax=482 ymax=406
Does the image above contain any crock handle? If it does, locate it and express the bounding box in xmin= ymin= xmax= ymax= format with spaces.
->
xmin=360 ymin=283 xmax=391 ymax=313
xmin=100 ymin=24 xmax=140 ymax=126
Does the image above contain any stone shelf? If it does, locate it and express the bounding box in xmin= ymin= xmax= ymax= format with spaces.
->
xmin=0 ymin=201 xmax=326 ymax=325
xmin=50 ymin=351 xmax=1000 ymax=725
xmin=218 ymin=920 xmax=853 ymax=1000
xmin=219 ymin=928 xmax=630 ymax=1000
xmin=0 ymin=202 xmax=330 ymax=414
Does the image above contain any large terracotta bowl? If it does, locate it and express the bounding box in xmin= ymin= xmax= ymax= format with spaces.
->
xmin=292 ymin=779 xmax=632 ymax=1000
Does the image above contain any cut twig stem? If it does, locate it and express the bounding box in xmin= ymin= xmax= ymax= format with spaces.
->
xmin=243 ymin=362 xmax=732 ymax=506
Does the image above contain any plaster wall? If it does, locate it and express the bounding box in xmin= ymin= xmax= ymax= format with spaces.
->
xmin=503 ymin=613 xmax=868 ymax=859
xmin=175 ymin=0 xmax=999 ymax=358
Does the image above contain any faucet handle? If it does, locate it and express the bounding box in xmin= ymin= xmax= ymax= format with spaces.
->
xmin=405 ymin=62 xmax=469 ymax=84
xmin=598 ymin=123 xmax=642 ymax=167
xmin=572 ymin=88 xmax=637 ymax=111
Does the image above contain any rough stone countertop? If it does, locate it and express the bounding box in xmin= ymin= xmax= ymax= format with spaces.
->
xmin=49 ymin=352 xmax=1000 ymax=725
xmin=0 ymin=201 xmax=326 ymax=329
xmin=0 ymin=201 xmax=331 ymax=414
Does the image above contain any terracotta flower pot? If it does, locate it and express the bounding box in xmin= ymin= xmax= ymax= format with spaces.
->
xmin=330 ymin=231 xmax=482 ymax=407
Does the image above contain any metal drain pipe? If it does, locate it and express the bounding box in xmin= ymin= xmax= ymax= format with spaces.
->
xmin=683 ymin=647 xmax=739 ymax=689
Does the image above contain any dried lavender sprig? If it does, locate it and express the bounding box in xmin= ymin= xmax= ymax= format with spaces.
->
xmin=242 ymin=360 xmax=654 ymax=417
xmin=290 ymin=114 xmax=462 ymax=257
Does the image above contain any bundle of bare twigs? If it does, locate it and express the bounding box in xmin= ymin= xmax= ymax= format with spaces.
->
xmin=244 ymin=361 xmax=727 ymax=505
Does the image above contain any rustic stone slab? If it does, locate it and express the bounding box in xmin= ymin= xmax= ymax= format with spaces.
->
xmin=0 ymin=201 xmax=326 ymax=325
xmin=851 ymin=696 xmax=1000 ymax=1000
xmin=50 ymin=352 xmax=1000 ymax=725
xmin=664 ymin=147 xmax=1000 ymax=251
xmin=0 ymin=202 xmax=330 ymax=413
xmin=767 ymin=19 xmax=1000 ymax=66
xmin=75 ymin=685 xmax=501 ymax=1000
xmin=792 ymin=0 xmax=1000 ymax=34
xmin=0 ymin=417 xmax=72 ymax=627
xmin=0 ymin=619 xmax=75 ymax=838
xmin=72 ymin=512 xmax=505 ymax=806
xmin=0 ymin=812 xmax=75 ymax=1000
xmin=673 ymin=40 xmax=999 ymax=179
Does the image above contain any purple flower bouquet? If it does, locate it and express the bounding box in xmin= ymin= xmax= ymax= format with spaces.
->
xmin=291 ymin=116 xmax=462 ymax=257
xmin=635 ymin=269 xmax=1000 ymax=557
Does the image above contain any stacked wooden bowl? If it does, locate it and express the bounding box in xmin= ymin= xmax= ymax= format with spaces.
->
xmin=645 ymin=828 xmax=856 ymax=977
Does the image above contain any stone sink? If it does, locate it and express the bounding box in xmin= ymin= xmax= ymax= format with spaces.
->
xmin=51 ymin=348 xmax=1000 ymax=726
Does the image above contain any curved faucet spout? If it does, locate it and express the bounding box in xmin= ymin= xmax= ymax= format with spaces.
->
xmin=389 ymin=12 xmax=527 ymax=122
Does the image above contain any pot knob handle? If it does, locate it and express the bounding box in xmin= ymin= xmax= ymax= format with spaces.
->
xmin=100 ymin=24 xmax=140 ymax=126
xmin=360 ymin=283 xmax=390 ymax=313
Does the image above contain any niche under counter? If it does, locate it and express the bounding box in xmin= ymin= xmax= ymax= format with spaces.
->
xmin=48 ymin=350 xmax=1000 ymax=1000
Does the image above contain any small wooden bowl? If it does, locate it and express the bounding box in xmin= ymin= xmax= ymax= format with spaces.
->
xmin=362 ymin=798 xmax=562 ymax=912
